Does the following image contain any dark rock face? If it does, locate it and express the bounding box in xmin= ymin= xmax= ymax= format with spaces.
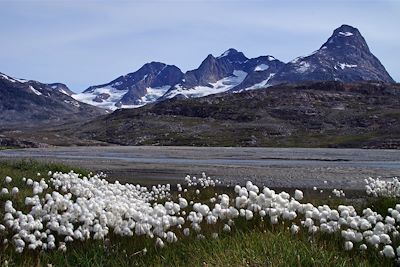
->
xmin=270 ymin=25 xmax=395 ymax=85
xmin=230 ymin=56 xmax=285 ymax=92
xmin=0 ymin=72 xmax=105 ymax=128
xmin=162 ymin=49 xmax=285 ymax=99
xmin=83 ymin=62 xmax=183 ymax=106
xmin=47 ymin=83 xmax=74 ymax=96
xmin=178 ymin=48 xmax=252 ymax=90
xmin=93 ymin=93 xmax=110 ymax=103
xmin=181 ymin=54 xmax=235 ymax=88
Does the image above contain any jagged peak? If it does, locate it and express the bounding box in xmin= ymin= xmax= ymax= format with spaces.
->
xmin=320 ymin=24 xmax=369 ymax=52
xmin=217 ymin=48 xmax=248 ymax=62
xmin=218 ymin=48 xmax=239 ymax=58
xmin=333 ymin=24 xmax=360 ymax=36
xmin=0 ymin=72 xmax=28 ymax=84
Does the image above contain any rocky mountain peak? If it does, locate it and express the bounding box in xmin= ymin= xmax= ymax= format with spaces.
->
xmin=74 ymin=24 xmax=395 ymax=110
xmin=321 ymin=24 xmax=370 ymax=52
xmin=269 ymin=24 xmax=394 ymax=85
xmin=218 ymin=48 xmax=248 ymax=63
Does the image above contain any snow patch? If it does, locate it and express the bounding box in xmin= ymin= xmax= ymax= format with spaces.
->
xmin=0 ymin=74 xmax=27 ymax=83
xmin=0 ymin=74 xmax=15 ymax=82
xmin=73 ymin=85 xmax=172 ymax=110
xmin=72 ymin=86 xmax=128 ymax=110
xmin=120 ymin=86 xmax=171 ymax=109
xmin=218 ymin=49 xmax=232 ymax=58
xmin=164 ymin=70 xmax=248 ymax=99
xmin=112 ymin=81 xmax=123 ymax=86
xmin=59 ymin=89 xmax=70 ymax=96
xmin=338 ymin=31 xmax=354 ymax=37
xmin=296 ymin=61 xmax=311 ymax=73
xmin=29 ymin=85 xmax=42 ymax=96
xmin=64 ymin=99 xmax=80 ymax=108
xmin=51 ymin=85 xmax=70 ymax=96
xmin=291 ymin=57 xmax=302 ymax=64
xmin=242 ymin=73 xmax=275 ymax=91
xmin=254 ymin=64 xmax=269 ymax=72
xmin=338 ymin=63 xmax=357 ymax=70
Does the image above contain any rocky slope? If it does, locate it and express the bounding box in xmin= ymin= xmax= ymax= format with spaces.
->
xmin=73 ymin=62 xmax=183 ymax=109
xmin=0 ymin=72 xmax=106 ymax=128
xmin=74 ymin=49 xmax=285 ymax=109
xmin=270 ymin=25 xmax=394 ymax=85
xmin=51 ymin=81 xmax=400 ymax=148
xmin=162 ymin=50 xmax=284 ymax=98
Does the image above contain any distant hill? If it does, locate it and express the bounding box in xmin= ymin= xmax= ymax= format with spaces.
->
xmin=59 ymin=81 xmax=400 ymax=149
xmin=0 ymin=72 xmax=106 ymax=128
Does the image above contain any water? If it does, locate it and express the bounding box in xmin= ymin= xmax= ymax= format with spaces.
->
xmin=1 ymin=147 xmax=400 ymax=169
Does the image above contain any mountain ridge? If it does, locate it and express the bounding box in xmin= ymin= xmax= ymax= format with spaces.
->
xmin=15 ymin=80 xmax=396 ymax=148
xmin=72 ymin=24 xmax=394 ymax=110
xmin=0 ymin=72 xmax=106 ymax=128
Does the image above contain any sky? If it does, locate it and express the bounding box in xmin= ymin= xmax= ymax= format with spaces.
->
xmin=0 ymin=0 xmax=399 ymax=93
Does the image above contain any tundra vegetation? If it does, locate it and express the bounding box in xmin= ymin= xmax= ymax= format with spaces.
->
xmin=0 ymin=160 xmax=399 ymax=266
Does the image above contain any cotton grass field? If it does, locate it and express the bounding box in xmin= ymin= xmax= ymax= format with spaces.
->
xmin=0 ymin=160 xmax=399 ymax=266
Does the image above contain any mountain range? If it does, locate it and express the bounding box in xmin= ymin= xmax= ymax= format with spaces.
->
xmin=6 ymin=81 xmax=399 ymax=149
xmin=0 ymin=72 xmax=105 ymax=128
xmin=0 ymin=24 xmax=396 ymax=130
xmin=71 ymin=24 xmax=394 ymax=110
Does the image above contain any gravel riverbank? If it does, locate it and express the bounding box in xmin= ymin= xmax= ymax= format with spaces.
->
xmin=1 ymin=146 xmax=399 ymax=190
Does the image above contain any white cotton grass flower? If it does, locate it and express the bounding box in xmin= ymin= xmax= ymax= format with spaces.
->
xmin=2 ymin=170 xmax=400 ymax=262
xmin=223 ymin=224 xmax=231 ymax=232
xmin=245 ymin=210 xmax=253 ymax=220
xmin=197 ymin=234 xmax=205 ymax=240
xmin=183 ymin=228 xmax=190 ymax=236
xmin=1 ymin=187 xmax=9 ymax=195
xmin=359 ymin=244 xmax=367 ymax=251
xmin=291 ymin=224 xmax=299 ymax=235
xmin=166 ymin=232 xmax=177 ymax=243
xmin=11 ymin=187 xmax=19 ymax=195
xmin=365 ymin=177 xmax=400 ymax=197
xmin=156 ymin=237 xmax=164 ymax=248
xmin=294 ymin=189 xmax=304 ymax=200
xmin=5 ymin=176 xmax=12 ymax=183
xmin=344 ymin=241 xmax=353 ymax=251
xmin=382 ymin=245 xmax=395 ymax=258
xmin=332 ymin=189 xmax=345 ymax=198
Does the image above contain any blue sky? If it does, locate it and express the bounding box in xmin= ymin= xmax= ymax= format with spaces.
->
xmin=0 ymin=0 xmax=399 ymax=92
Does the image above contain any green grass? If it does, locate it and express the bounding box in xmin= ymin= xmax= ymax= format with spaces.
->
xmin=0 ymin=147 xmax=16 ymax=151
xmin=0 ymin=159 xmax=88 ymax=179
xmin=2 ymin=228 xmax=389 ymax=267
xmin=0 ymin=160 xmax=396 ymax=266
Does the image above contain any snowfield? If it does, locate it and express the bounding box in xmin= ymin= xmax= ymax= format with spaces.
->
xmin=1 ymin=169 xmax=400 ymax=264
xmin=162 ymin=70 xmax=248 ymax=99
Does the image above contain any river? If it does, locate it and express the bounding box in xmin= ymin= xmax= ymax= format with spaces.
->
xmin=1 ymin=146 xmax=399 ymax=189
